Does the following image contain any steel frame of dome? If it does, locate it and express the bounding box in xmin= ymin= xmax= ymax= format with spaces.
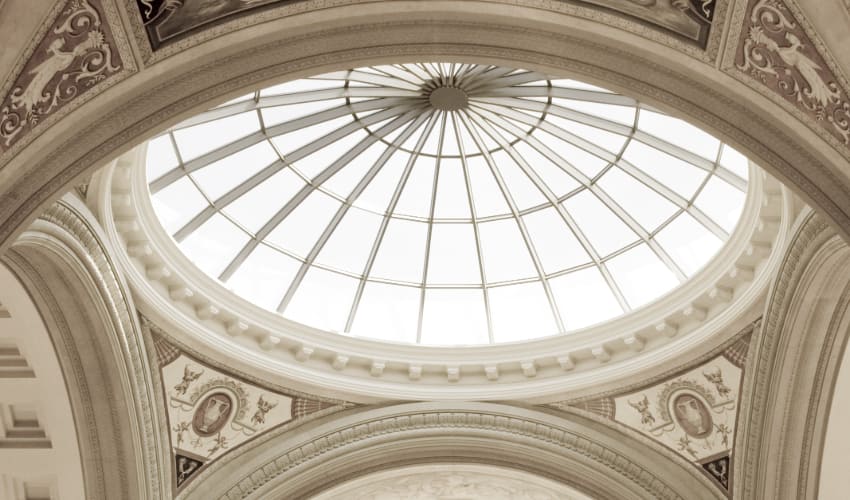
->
xmin=145 ymin=62 xmax=751 ymax=346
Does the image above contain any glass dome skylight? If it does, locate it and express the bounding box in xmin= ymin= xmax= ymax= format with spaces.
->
xmin=145 ymin=63 xmax=749 ymax=346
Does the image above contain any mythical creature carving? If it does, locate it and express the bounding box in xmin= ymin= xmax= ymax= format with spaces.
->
xmin=251 ymin=395 xmax=278 ymax=425
xmin=737 ymin=0 xmax=850 ymax=145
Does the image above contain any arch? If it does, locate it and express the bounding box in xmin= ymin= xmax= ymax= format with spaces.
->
xmin=184 ymin=401 xmax=719 ymax=500
xmin=736 ymin=210 xmax=850 ymax=499
xmin=1 ymin=2 xmax=848 ymax=254
xmin=2 ymin=195 xmax=168 ymax=499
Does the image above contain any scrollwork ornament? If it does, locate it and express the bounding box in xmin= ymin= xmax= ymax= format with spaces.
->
xmin=737 ymin=0 xmax=850 ymax=144
xmin=0 ymin=0 xmax=122 ymax=149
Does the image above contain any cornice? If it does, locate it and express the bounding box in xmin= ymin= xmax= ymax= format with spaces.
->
xmin=98 ymin=141 xmax=787 ymax=401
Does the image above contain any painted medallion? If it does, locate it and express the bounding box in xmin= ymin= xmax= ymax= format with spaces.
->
xmin=192 ymin=392 xmax=233 ymax=437
xmin=672 ymin=393 xmax=713 ymax=438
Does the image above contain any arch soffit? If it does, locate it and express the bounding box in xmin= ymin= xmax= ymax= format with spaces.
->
xmin=185 ymin=401 xmax=721 ymax=500
xmin=0 ymin=0 xmax=849 ymax=250
xmin=2 ymin=195 xmax=169 ymax=500
xmin=737 ymin=209 xmax=850 ymax=499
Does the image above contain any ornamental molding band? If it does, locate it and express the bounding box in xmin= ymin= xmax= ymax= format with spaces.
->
xmin=151 ymin=331 xmax=350 ymax=494
xmin=0 ymin=0 xmax=133 ymax=160
xmin=549 ymin=324 xmax=756 ymax=496
xmin=730 ymin=0 xmax=850 ymax=152
xmin=130 ymin=0 xmax=722 ymax=63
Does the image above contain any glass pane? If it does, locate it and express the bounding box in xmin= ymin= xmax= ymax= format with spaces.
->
xmin=323 ymin=141 xmax=386 ymax=199
xmin=285 ymin=267 xmax=359 ymax=332
xmin=694 ymin=176 xmax=746 ymax=233
xmin=145 ymin=134 xmax=179 ymax=182
xmin=226 ymin=244 xmax=300 ymax=310
xmin=350 ymin=282 xmax=420 ymax=343
xmin=719 ymin=145 xmax=750 ymax=180
xmin=551 ymin=97 xmax=636 ymax=125
xmin=191 ymin=141 xmax=278 ymax=200
xmin=655 ymin=212 xmax=723 ymax=276
xmin=426 ymin=223 xmax=482 ymax=284
xmin=179 ymin=214 xmax=250 ymax=278
xmin=266 ymin=190 xmax=341 ymax=257
xmin=356 ymin=151 xmax=410 ymax=213
xmin=292 ymin=128 xmax=368 ymax=180
xmin=420 ymin=288 xmax=489 ymax=345
xmin=466 ymin=155 xmax=511 ymax=217
xmin=315 ymin=208 xmax=384 ymax=274
xmin=394 ymin=156 xmax=437 ymax=217
xmin=222 ymin=169 xmax=305 ymax=234
xmin=433 ymin=158 xmax=472 ymax=218
xmin=547 ymin=114 xmax=627 ymax=154
xmin=522 ymin=208 xmax=590 ymax=273
xmin=563 ymin=190 xmax=638 ymax=257
xmin=261 ymin=99 xmax=346 ymax=127
xmin=622 ymin=140 xmax=707 ymax=199
xmin=597 ymin=166 xmax=678 ymax=233
xmin=513 ymin=141 xmax=581 ymax=198
xmin=369 ymin=219 xmax=428 ymax=283
xmin=270 ymin=115 xmax=354 ymax=157
xmin=173 ymin=111 xmax=260 ymax=162
xmin=550 ymin=267 xmax=623 ymax=330
xmin=490 ymin=150 xmax=547 ymax=210
xmin=638 ymin=109 xmax=720 ymax=161
xmin=490 ymin=282 xmax=558 ymax=342
xmin=606 ymin=243 xmax=678 ymax=309
xmin=477 ymin=219 xmax=537 ymax=282
xmin=532 ymin=128 xmax=609 ymax=179
xmin=150 ymin=177 xmax=209 ymax=236
xmin=260 ymin=78 xmax=341 ymax=96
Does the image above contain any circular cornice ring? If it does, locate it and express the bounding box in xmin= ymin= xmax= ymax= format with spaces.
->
xmin=95 ymin=130 xmax=789 ymax=401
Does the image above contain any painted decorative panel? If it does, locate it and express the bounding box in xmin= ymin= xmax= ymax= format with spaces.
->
xmin=134 ymin=0 xmax=718 ymax=52
xmin=0 ymin=0 xmax=129 ymax=155
xmin=735 ymin=0 xmax=850 ymax=146
xmin=154 ymin=335 xmax=346 ymax=493
xmin=548 ymin=326 xmax=755 ymax=496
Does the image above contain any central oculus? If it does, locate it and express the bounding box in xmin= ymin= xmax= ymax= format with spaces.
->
xmin=428 ymin=86 xmax=469 ymax=111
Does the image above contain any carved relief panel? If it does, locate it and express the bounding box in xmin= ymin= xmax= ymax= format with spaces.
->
xmin=0 ymin=0 xmax=132 ymax=157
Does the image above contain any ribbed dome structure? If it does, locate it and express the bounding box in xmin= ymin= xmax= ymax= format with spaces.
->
xmin=146 ymin=63 xmax=749 ymax=345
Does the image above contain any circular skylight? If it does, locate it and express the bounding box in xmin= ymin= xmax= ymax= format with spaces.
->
xmin=145 ymin=63 xmax=749 ymax=346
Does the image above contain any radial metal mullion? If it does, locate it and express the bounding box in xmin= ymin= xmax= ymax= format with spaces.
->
xmin=464 ymin=110 xmax=631 ymax=313
xmin=216 ymin=107 xmax=425 ymax=282
xmin=467 ymin=71 xmax=549 ymax=91
xmin=453 ymin=112 xmax=496 ymax=343
xmin=632 ymin=130 xmax=716 ymax=172
xmin=458 ymin=111 xmax=569 ymax=332
xmin=712 ymin=165 xmax=748 ymax=193
xmin=616 ymin=159 xmax=692 ymax=209
xmin=265 ymin=98 xmax=406 ymax=138
xmin=317 ymin=70 xmax=421 ymax=90
xmin=276 ymin=111 xmax=433 ymax=314
xmin=171 ymin=106 xmax=416 ymax=240
xmin=478 ymin=96 xmax=634 ymax=137
xmin=463 ymin=67 xmax=517 ymax=91
xmin=150 ymin=130 xmax=267 ymax=193
xmin=416 ymin=112 xmax=447 ymax=343
xmin=371 ymin=65 xmax=426 ymax=86
xmin=170 ymin=99 xmax=259 ymax=130
xmin=471 ymin=100 xmax=618 ymax=163
xmin=478 ymin=85 xmax=636 ymax=106
xmin=343 ymin=111 xmax=440 ymax=332
xmin=455 ymin=64 xmax=492 ymax=87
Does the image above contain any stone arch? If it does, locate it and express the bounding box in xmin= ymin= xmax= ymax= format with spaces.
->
xmin=185 ymin=401 xmax=719 ymax=500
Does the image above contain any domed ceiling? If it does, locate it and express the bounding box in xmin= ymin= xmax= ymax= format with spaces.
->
xmin=145 ymin=62 xmax=749 ymax=346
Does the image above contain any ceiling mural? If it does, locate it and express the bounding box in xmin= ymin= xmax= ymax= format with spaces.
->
xmin=152 ymin=333 xmax=348 ymax=494
xmin=134 ymin=0 xmax=717 ymax=52
xmin=0 ymin=0 xmax=131 ymax=157
xmin=548 ymin=322 xmax=756 ymax=496
xmin=732 ymin=0 xmax=850 ymax=150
